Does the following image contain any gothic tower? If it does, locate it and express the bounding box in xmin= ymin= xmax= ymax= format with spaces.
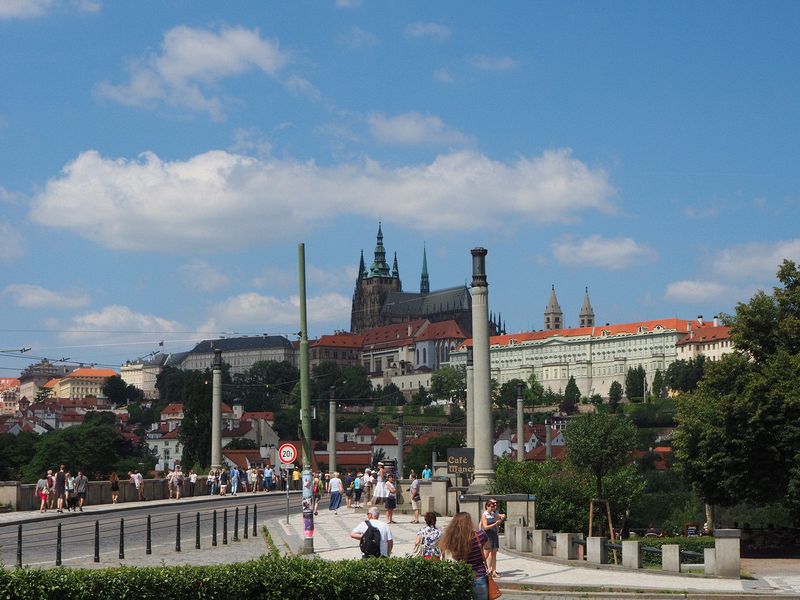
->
xmin=579 ymin=286 xmax=595 ymax=328
xmin=350 ymin=223 xmax=403 ymax=333
xmin=543 ymin=285 xmax=563 ymax=330
xmin=420 ymin=244 xmax=430 ymax=295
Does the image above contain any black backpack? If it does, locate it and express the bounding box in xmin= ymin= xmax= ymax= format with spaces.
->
xmin=360 ymin=520 xmax=382 ymax=557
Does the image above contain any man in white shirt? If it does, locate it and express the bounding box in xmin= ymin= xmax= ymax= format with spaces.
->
xmin=350 ymin=507 xmax=393 ymax=557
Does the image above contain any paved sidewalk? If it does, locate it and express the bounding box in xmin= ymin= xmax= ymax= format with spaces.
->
xmin=265 ymin=506 xmax=791 ymax=596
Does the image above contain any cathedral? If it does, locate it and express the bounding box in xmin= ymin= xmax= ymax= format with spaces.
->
xmin=350 ymin=225 xmax=502 ymax=336
xmin=543 ymin=285 xmax=595 ymax=330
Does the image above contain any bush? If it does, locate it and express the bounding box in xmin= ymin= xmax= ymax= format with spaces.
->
xmin=0 ymin=555 xmax=472 ymax=600
xmin=636 ymin=536 xmax=715 ymax=566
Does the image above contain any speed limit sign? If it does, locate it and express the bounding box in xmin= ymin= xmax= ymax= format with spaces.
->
xmin=278 ymin=443 xmax=297 ymax=464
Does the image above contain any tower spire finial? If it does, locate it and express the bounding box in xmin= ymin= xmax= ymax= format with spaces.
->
xmin=420 ymin=243 xmax=430 ymax=294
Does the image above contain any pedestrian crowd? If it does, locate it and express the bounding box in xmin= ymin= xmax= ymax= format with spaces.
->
xmin=35 ymin=465 xmax=91 ymax=513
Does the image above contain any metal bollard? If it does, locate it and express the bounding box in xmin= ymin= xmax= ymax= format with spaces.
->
xmin=212 ymin=510 xmax=217 ymax=546
xmin=119 ymin=518 xmax=125 ymax=559
xmin=146 ymin=514 xmax=152 ymax=555
xmin=253 ymin=504 xmax=257 ymax=537
xmin=223 ymin=508 xmax=228 ymax=545
xmin=94 ymin=520 xmax=100 ymax=563
xmin=16 ymin=524 xmax=22 ymax=569
xmin=244 ymin=505 xmax=249 ymax=539
xmin=175 ymin=513 xmax=181 ymax=552
xmin=196 ymin=512 xmax=201 ymax=549
xmin=234 ymin=507 xmax=240 ymax=542
xmin=56 ymin=523 xmax=62 ymax=566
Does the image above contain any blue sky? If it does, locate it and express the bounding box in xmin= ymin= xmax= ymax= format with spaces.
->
xmin=1 ymin=1 xmax=799 ymax=375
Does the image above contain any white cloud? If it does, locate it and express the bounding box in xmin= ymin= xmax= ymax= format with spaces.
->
xmin=3 ymin=283 xmax=90 ymax=309
xmin=433 ymin=68 xmax=455 ymax=84
xmin=209 ymin=292 xmax=351 ymax=329
xmin=664 ymin=280 xmax=734 ymax=304
xmin=468 ymin=55 xmax=519 ymax=71
xmin=0 ymin=186 xmax=25 ymax=203
xmin=253 ymin=264 xmax=357 ymax=291
xmin=30 ymin=147 xmax=615 ymax=252
xmin=0 ymin=222 xmax=24 ymax=262
xmin=337 ymin=26 xmax=378 ymax=50
xmin=59 ymin=305 xmax=184 ymax=344
xmin=551 ymin=235 xmax=655 ymax=270
xmin=367 ymin=112 xmax=470 ymax=146
xmin=178 ymin=260 xmax=230 ymax=293
xmin=95 ymin=25 xmax=288 ymax=120
xmin=712 ymin=239 xmax=800 ymax=281
xmin=0 ymin=0 xmax=97 ymax=19
xmin=405 ymin=22 xmax=451 ymax=42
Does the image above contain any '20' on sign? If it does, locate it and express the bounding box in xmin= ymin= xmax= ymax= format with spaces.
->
xmin=279 ymin=443 xmax=297 ymax=463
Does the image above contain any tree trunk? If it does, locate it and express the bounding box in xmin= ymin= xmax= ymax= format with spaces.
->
xmin=704 ymin=503 xmax=714 ymax=533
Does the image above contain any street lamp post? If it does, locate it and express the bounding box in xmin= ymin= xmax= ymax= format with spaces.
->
xmin=210 ymin=349 xmax=223 ymax=471
xmin=328 ymin=386 xmax=337 ymax=475
xmin=516 ymin=382 xmax=524 ymax=462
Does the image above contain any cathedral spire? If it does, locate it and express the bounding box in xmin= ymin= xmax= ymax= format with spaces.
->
xmin=579 ymin=286 xmax=595 ymax=328
xmin=420 ymin=244 xmax=430 ymax=294
xmin=368 ymin=221 xmax=391 ymax=277
xmin=544 ymin=284 xmax=563 ymax=330
xmin=357 ymin=250 xmax=366 ymax=280
xmin=392 ymin=252 xmax=399 ymax=278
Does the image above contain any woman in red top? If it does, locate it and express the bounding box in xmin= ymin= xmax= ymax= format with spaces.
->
xmin=440 ymin=512 xmax=489 ymax=600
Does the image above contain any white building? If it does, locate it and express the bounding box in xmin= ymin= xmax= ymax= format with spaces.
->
xmin=450 ymin=317 xmax=719 ymax=399
xmin=676 ymin=320 xmax=733 ymax=362
xmin=180 ymin=336 xmax=297 ymax=376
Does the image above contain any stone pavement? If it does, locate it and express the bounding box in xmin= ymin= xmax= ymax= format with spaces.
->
xmin=265 ymin=505 xmax=794 ymax=596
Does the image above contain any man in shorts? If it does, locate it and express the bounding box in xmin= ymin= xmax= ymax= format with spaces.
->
xmin=74 ymin=469 xmax=89 ymax=512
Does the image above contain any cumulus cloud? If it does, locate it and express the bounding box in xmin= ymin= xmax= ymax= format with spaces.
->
xmin=712 ymin=239 xmax=800 ymax=281
xmin=337 ymin=26 xmax=378 ymax=50
xmin=0 ymin=222 xmax=24 ymax=262
xmin=95 ymin=25 xmax=288 ymax=120
xmin=252 ymin=264 xmax=357 ymax=291
xmin=29 ymin=147 xmax=614 ymax=252
xmin=178 ymin=260 xmax=230 ymax=292
xmin=0 ymin=186 xmax=25 ymax=203
xmin=59 ymin=305 xmax=184 ymax=344
xmin=3 ymin=283 xmax=90 ymax=309
xmin=405 ymin=22 xmax=451 ymax=41
xmin=0 ymin=0 xmax=99 ymax=19
xmin=551 ymin=235 xmax=655 ymax=270
xmin=208 ymin=292 xmax=351 ymax=330
xmin=367 ymin=112 xmax=470 ymax=146
xmin=468 ymin=55 xmax=519 ymax=71
xmin=664 ymin=280 xmax=734 ymax=304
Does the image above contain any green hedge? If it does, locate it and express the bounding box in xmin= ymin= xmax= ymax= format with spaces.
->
xmin=0 ymin=555 xmax=473 ymax=600
xmin=636 ymin=536 xmax=715 ymax=565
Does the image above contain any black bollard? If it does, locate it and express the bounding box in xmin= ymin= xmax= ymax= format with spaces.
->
xmin=175 ymin=513 xmax=181 ymax=552
xmin=212 ymin=509 xmax=217 ymax=546
xmin=234 ymin=507 xmax=240 ymax=542
xmin=94 ymin=520 xmax=100 ymax=563
xmin=56 ymin=523 xmax=62 ymax=567
xmin=16 ymin=524 xmax=22 ymax=569
xmin=195 ymin=512 xmax=201 ymax=549
xmin=244 ymin=505 xmax=249 ymax=539
xmin=253 ymin=504 xmax=257 ymax=537
xmin=146 ymin=514 xmax=152 ymax=555
xmin=223 ymin=508 xmax=228 ymax=545
xmin=119 ymin=518 xmax=125 ymax=559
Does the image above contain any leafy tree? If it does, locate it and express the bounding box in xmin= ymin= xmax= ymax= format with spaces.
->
xmin=651 ymin=369 xmax=665 ymax=400
xmin=406 ymin=433 xmax=465 ymax=477
xmin=233 ymin=360 xmax=299 ymax=412
xmin=608 ymin=381 xmax=623 ymax=413
xmin=527 ymin=372 xmax=545 ymax=406
xmin=103 ymin=376 xmax=128 ymax=405
xmin=665 ymin=356 xmax=706 ymax=394
xmin=561 ymin=376 xmax=581 ymax=414
xmin=179 ymin=370 xmax=214 ymax=469
xmin=625 ymin=364 xmax=646 ymax=402
xmin=495 ymin=379 xmax=527 ymax=409
xmin=156 ymin=366 xmax=187 ymax=405
xmin=542 ymin=387 xmax=563 ymax=408
xmin=429 ymin=366 xmax=466 ymax=403
xmin=377 ymin=382 xmax=405 ymax=406
xmin=410 ymin=385 xmax=432 ymax=406
xmin=564 ymin=412 xmax=638 ymax=498
xmin=0 ymin=432 xmax=39 ymax=480
xmin=674 ymin=260 xmax=800 ymax=524
xmin=589 ymin=393 xmax=604 ymax=407
xmin=224 ymin=437 xmax=259 ymax=449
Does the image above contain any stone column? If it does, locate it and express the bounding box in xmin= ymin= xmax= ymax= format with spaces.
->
xmin=466 ymin=347 xmax=474 ymax=449
xmin=328 ymin=386 xmax=336 ymax=475
xmin=396 ymin=408 xmax=404 ymax=478
xmin=210 ymin=349 xmax=223 ymax=470
xmin=516 ymin=382 xmax=524 ymax=462
xmin=714 ymin=529 xmax=741 ymax=577
xmin=468 ymin=248 xmax=494 ymax=493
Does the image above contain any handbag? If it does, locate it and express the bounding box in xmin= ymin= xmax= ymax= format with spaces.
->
xmin=476 ymin=532 xmax=502 ymax=600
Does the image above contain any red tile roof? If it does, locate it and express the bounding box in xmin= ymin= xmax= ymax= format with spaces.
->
xmin=372 ymin=427 xmax=397 ymax=445
xmin=223 ymin=449 xmax=267 ymax=469
xmin=0 ymin=378 xmax=20 ymax=391
xmin=676 ymin=325 xmax=731 ymax=346
xmin=526 ymin=445 xmax=567 ymax=462
xmin=161 ymin=403 xmax=183 ymax=415
xmin=414 ymin=320 xmax=468 ymax=342
xmin=362 ymin=320 xmax=427 ymax=349
xmin=242 ymin=411 xmax=275 ymax=422
xmin=66 ymin=368 xmax=118 ymax=379
xmin=310 ymin=332 xmax=363 ymax=348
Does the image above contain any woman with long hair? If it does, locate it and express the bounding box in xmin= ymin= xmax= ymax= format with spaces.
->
xmin=109 ymin=472 xmax=120 ymax=504
xmin=480 ymin=498 xmax=506 ymax=577
xmin=35 ymin=473 xmax=49 ymax=513
xmin=384 ymin=473 xmax=397 ymax=523
xmin=440 ymin=512 xmax=490 ymax=600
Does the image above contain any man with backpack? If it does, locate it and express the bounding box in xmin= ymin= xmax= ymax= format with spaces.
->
xmin=350 ymin=507 xmax=393 ymax=558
